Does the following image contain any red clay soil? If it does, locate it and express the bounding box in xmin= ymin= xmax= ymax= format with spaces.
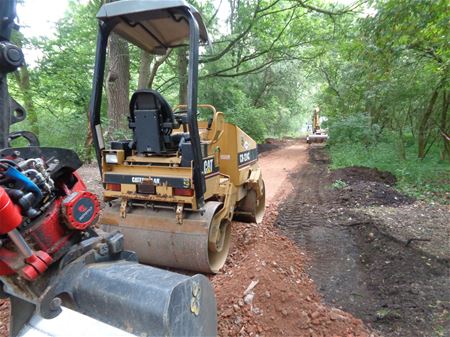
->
xmin=212 ymin=207 xmax=372 ymax=337
xmin=0 ymin=301 xmax=7 ymax=337
xmin=212 ymin=140 xmax=374 ymax=337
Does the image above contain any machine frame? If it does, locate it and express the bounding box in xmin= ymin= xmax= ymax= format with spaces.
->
xmin=0 ymin=1 xmax=217 ymax=336
xmin=89 ymin=0 xmax=209 ymax=208
xmin=88 ymin=0 xmax=265 ymax=274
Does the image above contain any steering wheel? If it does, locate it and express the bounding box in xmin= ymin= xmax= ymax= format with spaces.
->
xmin=173 ymin=109 xmax=200 ymax=116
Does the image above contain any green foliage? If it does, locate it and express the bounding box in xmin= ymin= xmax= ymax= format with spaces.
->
xmin=9 ymin=0 xmax=448 ymax=193
xmin=316 ymin=0 xmax=449 ymax=163
xmin=10 ymin=0 xmax=349 ymax=160
xmin=331 ymin=179 xmax=347 ymax=189
xmin=325 ymin=113 xmax=381 ymax=147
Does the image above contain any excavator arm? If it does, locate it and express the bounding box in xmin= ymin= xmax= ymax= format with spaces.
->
xmin=0 ymin=0 xmax=19 ymax=148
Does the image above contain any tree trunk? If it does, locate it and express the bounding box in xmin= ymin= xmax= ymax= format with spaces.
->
xmin=137 ymin=50 xmax=153 ymax=90
xmin=18 ymin=64 xmax=38 ymax=137
xmin=177 ymin=47 xmax=188 ymax=105
xmin=106 ymin=33 xmax=130 ymax=133
xmin=148 ymin=50 xmax=172 ymax=89
xmin=418 ymin=87 xmax=440 ymax=159
xmin=439 ymin=90 xmax=449 ymax=161
xmin=397 ymin=126 xmax=406 ymax=160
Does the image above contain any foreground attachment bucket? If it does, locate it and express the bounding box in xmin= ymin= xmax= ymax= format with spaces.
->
xmin=69 ymin=262 xmax=217 ymax=337
xmin=8 ymin=234 xmax=217 ymax=337
xmin=101 ymin=201 xmax=230 ymax=273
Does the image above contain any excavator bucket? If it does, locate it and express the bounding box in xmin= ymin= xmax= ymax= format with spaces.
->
xmin=14 ymin=264 xmax=217 ymax=337
xmin=306 ymin=133 xmax=328 ymax=143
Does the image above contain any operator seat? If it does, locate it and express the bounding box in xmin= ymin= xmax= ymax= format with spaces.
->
xmin=128 ymin=89 xmax=179 ymax=154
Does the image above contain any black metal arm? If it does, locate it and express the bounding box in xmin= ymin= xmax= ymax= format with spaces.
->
xmin=0 ymin=0 xmax=21 ymax=149
xmin=185 ymin=8 xmax=205 ymax=208
xmin=89 ymin=23 xmax=109 ymax=174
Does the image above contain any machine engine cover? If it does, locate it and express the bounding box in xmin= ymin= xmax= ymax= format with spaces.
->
xmin=62 ymin=191 xmax=100 ymax=230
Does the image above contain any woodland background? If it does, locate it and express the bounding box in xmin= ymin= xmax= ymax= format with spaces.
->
xmin=9 ymin=0 xmax=449 ymax=201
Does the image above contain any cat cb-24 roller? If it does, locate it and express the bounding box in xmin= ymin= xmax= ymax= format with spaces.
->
xmin=91 ymin=0 xmax=266 ymax=273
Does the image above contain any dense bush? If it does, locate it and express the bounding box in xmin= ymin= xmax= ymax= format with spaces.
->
xmin=325 ymin=113 xmax=382 ymax=147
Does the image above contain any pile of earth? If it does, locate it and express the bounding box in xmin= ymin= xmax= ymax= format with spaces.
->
xmin=275 ymin=145 xmax=449 ymax=337
xmin=331 ymin=166 xmax=397 ymax=186
xmin=329 ymin=167 xmax=414 ymax=207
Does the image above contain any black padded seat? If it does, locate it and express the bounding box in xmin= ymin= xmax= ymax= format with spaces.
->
xmin=128 ymin=90 xmax=179 ymax=154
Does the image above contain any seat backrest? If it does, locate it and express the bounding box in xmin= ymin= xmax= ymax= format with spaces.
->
xmin=128 ymin=90 xmax=176 ymax=154
xmin=129 ymin=89 xmax=175 ymax=127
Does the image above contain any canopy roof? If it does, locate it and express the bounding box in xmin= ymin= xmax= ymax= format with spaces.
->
xmin=97 ymin=0 xmax=209 ymax=54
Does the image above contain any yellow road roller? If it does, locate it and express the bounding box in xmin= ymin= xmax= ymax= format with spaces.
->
xmin=89 ymin=1 xmax=265 ymax=274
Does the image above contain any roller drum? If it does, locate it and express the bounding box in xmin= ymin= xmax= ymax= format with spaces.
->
xmin=100 ymin=201 xmax=230 ymax=273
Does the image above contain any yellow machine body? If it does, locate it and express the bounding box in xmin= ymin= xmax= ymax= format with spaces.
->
xmin=100 ymin=105 xmax=265 ymax=273
xmin=307 ymin=107 xmax=328 ymax=144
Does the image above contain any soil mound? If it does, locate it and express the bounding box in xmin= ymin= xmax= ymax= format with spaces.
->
xmin=335 ymin=181 xmax=414 ymax=207
xmin=331 ymin=166 xmax=397 ymax=186
xmin=328 ymin=165 xmax=414 ymax=207
xmin=258 ymin=142 xmax=279 ymax=154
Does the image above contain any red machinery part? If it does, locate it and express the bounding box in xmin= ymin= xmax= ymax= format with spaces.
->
xmin=62 ymin=191 xmax=100 ymax=230
xmin=21 ymin=251 xmax=53 ymax=281
xmin=0 ymin=186 xmax=22 ymax=234
xmin=25 ymin=251 xmax=52 ymax=274
xmin=21 ymin=265 xmax=38 ymax=281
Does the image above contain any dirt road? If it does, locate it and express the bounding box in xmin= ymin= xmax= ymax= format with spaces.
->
xmin=258 ymin=141 xmax=307 ymax=202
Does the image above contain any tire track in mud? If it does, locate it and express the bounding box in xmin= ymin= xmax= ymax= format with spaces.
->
xmin=276 ymin=147 xmax=375 ymax=321
xmin=275 ymin=144 xmax=450 ymax=337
